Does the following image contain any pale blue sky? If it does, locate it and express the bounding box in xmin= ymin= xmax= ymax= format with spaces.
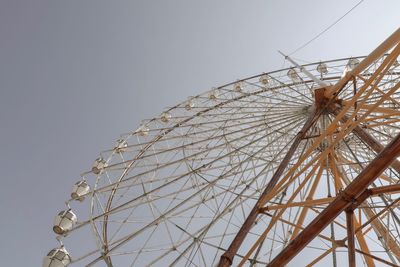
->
xmin=0 ymin=0 xmax=399 ymax=266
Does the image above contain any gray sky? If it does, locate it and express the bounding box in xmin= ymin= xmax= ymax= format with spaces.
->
xmin=0 ymin=0 xmax=399 ymax=266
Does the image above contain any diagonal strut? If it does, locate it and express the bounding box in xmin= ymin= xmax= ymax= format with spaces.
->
xmin=266 ymin=129 xmax=400 ymax=266
xmin=217 ymin=106 xmax=318 ymax=267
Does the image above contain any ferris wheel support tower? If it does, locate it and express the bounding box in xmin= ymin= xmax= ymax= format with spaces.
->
xmin=218 ymin=27 xmax=400 ymax=267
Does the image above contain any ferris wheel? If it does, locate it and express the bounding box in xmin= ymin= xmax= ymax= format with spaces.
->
xmin=43 ymin=28 xmax=400 ymax=267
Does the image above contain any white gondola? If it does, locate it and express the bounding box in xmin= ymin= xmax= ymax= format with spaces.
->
xmin=346 ymin=58 xmax=360 ymax=70
xmin=160 ymin=112 xmax=171 ymax=123
xmin=185 ymin=99 xmax=194 ymax=111
xmin=136 ymin=124 xmax=149 ymax=136
xmin=92 ymin=157 xmax=107 ymax=174
xmin=287 ymin=68 xmax=300 ymax=82
xmin=208 ymin=88 xmax=219 ymax=100
xmin=71 ymin=180 xmax=90 ymax=201
xmin=234 ymin=81 xmax=242 ymax=92
xmin=114 ymin=139 xmax=128 ymax=153
xmin=316 ymin=62 xmax=328 ymax=74
xmin=259 ymin=74 xmax=270 ymax=85
xmin=53 ymin=210 xmax=77 ymax=235
xmin=43 ymin=246 xmax=71 ymax=267
xmin=341 ymin=58 xmax=360 ymax=78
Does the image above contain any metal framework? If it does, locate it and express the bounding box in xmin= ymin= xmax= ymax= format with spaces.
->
xmin=219 ymin=27 xmax=400 ymax=267
xmin=44 ymin=28 xmax=400 ymax=267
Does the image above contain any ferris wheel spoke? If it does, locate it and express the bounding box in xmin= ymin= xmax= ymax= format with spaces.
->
xmin=196 ymin=91 xmax=311 ymax=108
xmin=117 ymin=109 xmax=300 ymax=154
xmin=100 ymin=85 xmax=299 ymax=200
xmin=248 ymin=74 xmax=314 ymax=103
xmin=165 ymin=121 xmax=310 ymax=266
xmin=83 ymin=114 xmax=306 ymax=203
xmin=99 ymin=112 xmax=302 ymax=173
xmin=86 ymin=122 xmax=273 ymax=197
xmin=95 ymin=127 xmax=291 ymax=257
xmin=181 ymin=132 xmax=273 ymax=265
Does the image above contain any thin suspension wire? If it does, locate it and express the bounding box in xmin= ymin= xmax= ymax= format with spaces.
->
xmin=289 ymin=0 xmax=365 ymax=55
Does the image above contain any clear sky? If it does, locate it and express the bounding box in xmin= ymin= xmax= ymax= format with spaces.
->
xmin=0 ymin=0 xmax=399 ymax=266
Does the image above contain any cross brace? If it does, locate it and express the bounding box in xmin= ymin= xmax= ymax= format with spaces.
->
xmin=266 ymin=130 xmax=400 ymax=266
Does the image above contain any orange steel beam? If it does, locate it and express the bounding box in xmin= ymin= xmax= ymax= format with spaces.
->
xmin=261 ymin=197 xmax=334 ymax=211
xmin=362 ymin=79 xmax=400 ymax=106
xmin=346 ymin=210 xmax=356 ymax=267
xmin=280 ymin=162 xmax=399 ymax=266
xmin=260 ymin=184 xmax=400 ymax=212
xmin=364 ymin=118 xmax=400 ymax=128
xmin=306 ymin=248 xmax=338 ymax=267
xmin=290 ymin=164 xmax=324 ymax=240
xmin=353 ymin=248 xmax=399 ymax=267
xmin=363 ymin=115 xmax=400 ymax=122
xmin=331 ymin=110 xmax=400 ymax=173
xmin=337 ymin=154 xmax=396 ymax=184
xmin=345 ymin=102 xmax=400 ymax=116
xmin=353 ymin=216 xmax=376 ymax=267
xmin=361 ymin=205 xmax=400 ymax=261
xmin=331 ymin=161 xmax=376 ymax=267
xmin=262 ymin=184 xmax=400 ymax=212
xmin=237 ymin=161 xmax=325 ymax=266
xmin=312 ymin=148 xmax=400 ymax=263
xmin=370 ymin=184 xmax=400 ymax=195
xmin=217 ymin=106 xmax=318 ymax=267
xmin=306 ymin=248 xmax=335 ymax=267
xmin=261 ymin=211 xmax=334 ymax=243
xmin=335 ymin=152 xmax=400 ymax=262
xmin=328 ymin=151 xmax=343 ymax=193
xmin=325 ymin=27 xmax=400 ymax=99
xmin=266 ymin=130 xmax=400 ymax=266
xmin=354 ymin=197 xmax=400 ymax=237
